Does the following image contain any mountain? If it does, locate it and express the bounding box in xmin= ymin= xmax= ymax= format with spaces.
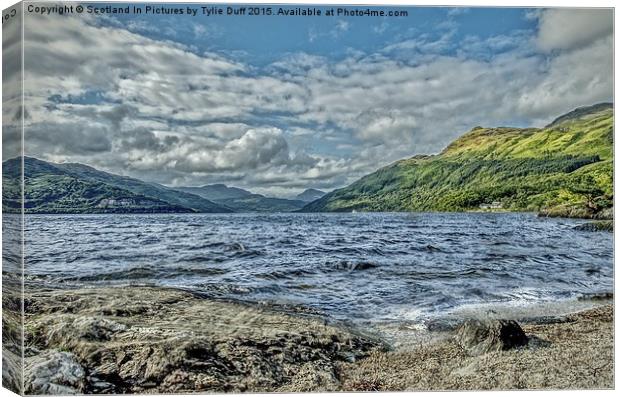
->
xmin=295 ymin=188 xmax=326 ymax=203
xmin=175 ymin=183 xmax=305 ymax=212
xmin=176 ymin=184 xmax=253 ymax=201
xmin=215 ymin=196 xmax=306 ymax=212
xmin=303 ymin=103 xmax=613 ymax=219
xmin=2 ymin=157 xmax=231 ymax=214
xmin=546 ymin=102 xmax=612 ymax=128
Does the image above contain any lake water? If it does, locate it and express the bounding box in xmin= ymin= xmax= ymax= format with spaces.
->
xmin=12 ymin=213 xmax=614 ymax=333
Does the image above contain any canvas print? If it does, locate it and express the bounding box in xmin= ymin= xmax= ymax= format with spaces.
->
xmin=1 ymin=1 xmax=614 ymax=394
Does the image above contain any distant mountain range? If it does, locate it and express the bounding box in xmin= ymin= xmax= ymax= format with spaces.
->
xmin=1 ymin=158 xmax=326 ymax=214
xmin=302 ymin=103 xmax=613 ymax=219
xmin=176 ymin=184 xmax=253 ymax=201
xmin=175 ymin=184 xmax=309 ymax=212
xmin=295 ymin=188 xmax=326 ymax=202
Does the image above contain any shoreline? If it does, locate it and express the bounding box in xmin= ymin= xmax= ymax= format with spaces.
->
xmin=7 ymin=284 xmax=613 ymax=393
xmin=6 ymin=209 xmax=612 ymax=219
xmin=340 ymin=303 xmax=613 ymax=391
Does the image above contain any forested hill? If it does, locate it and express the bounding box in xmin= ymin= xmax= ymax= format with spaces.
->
xmin=2 ymin=157 xmax=232 ymax=214
xmin=302 ymin=103 xmax=613 ymax=218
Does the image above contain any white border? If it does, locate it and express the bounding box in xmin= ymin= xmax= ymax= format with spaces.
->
xmin=0 ymin=1 xmax=617 ymax=397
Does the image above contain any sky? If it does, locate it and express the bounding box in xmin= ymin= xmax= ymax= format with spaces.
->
xmin=1 ymin=2 xmax=614 ymax=197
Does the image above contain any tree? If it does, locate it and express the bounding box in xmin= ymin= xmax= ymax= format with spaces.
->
xmin=566 ymin=175 xmax=606 ymax=211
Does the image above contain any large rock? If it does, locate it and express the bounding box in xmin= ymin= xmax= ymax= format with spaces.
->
xmin=25 ymin=351 xmax=86 ymax=395
xmin=455 ymin=319 xmax=528 ymax=356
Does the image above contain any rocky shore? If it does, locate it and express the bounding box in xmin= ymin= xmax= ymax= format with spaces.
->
xmin=538 ymin=204 xmax=613 ymax=220
xmin=19 ymin=286 xmax=382 ymax=394
xmin=7 ymin=285 xmax=614 ymax=393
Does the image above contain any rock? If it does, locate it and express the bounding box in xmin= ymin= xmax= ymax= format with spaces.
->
xmin=336 ymin=261 xmax=377 ymax=271
xmin=455 ymin=319 xmax=528 ymax=356
xmin=578 ymin=292 xmax=613 ymax=301
xmin=574 ymin=221 xmax=613 ymax=232
xmin=539 ymin=205 xmax=613 ymax=220
xmin=37 ymin=316 xmax=129 ymax=350
xmin=3 ymin=351 xmax=22 ymax=394
xmin=351 ymin=262 xmax=377 ymax=271
xmin=71 ymin=317 xmax=128 ymax=341
xmin=87 ymin=378 xmax=117 ymax=394
xmin=25 ymin=351 xmax=86 ymax=395
xmin=280 ymin=361 xmax=340 ymax=392
xmin=595 ymin=207 xmax=614 ymax=220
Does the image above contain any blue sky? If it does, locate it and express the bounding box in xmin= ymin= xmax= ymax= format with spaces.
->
xmin=4 ymin=3 xmax=613 ymax=196
xmin=106 ymin=5 xmax=536 ymax=65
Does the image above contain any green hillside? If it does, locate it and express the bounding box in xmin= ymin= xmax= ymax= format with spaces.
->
xmin=2 ymin=157 xmax=231 ymax=214
xmin=303 ymin=103 xmax=613 ymax=218
xmin=51 ymin=162 xmax=231 ymax=213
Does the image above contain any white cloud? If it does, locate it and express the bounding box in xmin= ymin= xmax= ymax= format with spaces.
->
xmin=356 ymin=111 xmax=418 ymax=143
xmin=447 ymin=7 xmax=470 ymax=17
xmin=308 ymin=19 xmax=350 ymax=43
xmin=535 ymin=8 xmax=613 ymax=52
xmin=373 ymin=19 xmax=389 ymax=34
xmin=517 ymin=34 xmax=613 ymax=120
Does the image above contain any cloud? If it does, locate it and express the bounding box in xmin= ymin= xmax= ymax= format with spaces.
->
xmin=191 ymin=23 xmax=223 ymax=40
xmin=535 ymin=8 xmax=613 ymax=52
xmin=355 ymin=110 xmax=418 ymax=143
xmin=26 ymin=122 xmax=113 ymax=155
xmin=125 ymin=19 xmax=160 ymax=34
xmin=22 ymin=14 xmax=245 ymax=101
xmin=180 ymin=128 xmax=292 ymax=172
xmin=2 ymin=12 xmax=23 ymax=161
xmin=517 ymin=34 xmax=613 ymax=119
xmin=373 ymin=19 xmax=389 ymax=34
xmin=334 ymin=20 xmax=350 ymax=35
xmin=120 ymin=128 xmax=179 ymax=152
xmin=309 ymin=19 xmax=350 ymax=43
xmin=2 ymin=9 xmax=21 ymax=85
xmin=447 ymin=7 xmax=470 ymax=17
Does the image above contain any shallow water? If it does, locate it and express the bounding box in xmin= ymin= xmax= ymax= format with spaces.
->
xmin=11 ymin=212 xmax=614 ymax=328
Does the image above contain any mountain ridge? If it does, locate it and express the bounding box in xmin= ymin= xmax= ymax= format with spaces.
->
xmin=295 ymin=188 xmax=326 ymax=203
xmin=176 ymin=184 xmax=254 ymax=201
xmin=175 ymin=183 xmax=307 ymax=212
xmin=546 ymin=102 xmax=612 ymax=128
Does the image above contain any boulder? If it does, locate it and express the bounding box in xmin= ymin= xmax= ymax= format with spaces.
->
xmin=25 ymin=351 xmax=86 ymax=395
xmin=574 ymin=221 xmax=613 ymax=232
xmin=71 ymin=317 xmax=128 ymax=341
xmin=455 ymin=319 xmax=528 ymax=356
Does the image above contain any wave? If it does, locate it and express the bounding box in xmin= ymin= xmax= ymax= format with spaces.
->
xmin=61 ymin=265 xmax=228 ymax=282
